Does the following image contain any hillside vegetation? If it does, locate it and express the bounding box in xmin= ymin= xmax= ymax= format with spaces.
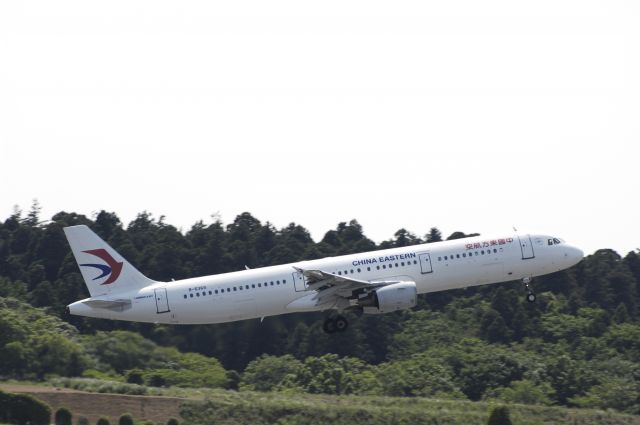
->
xmin=0 ymin=203 xmax=639 ymax=417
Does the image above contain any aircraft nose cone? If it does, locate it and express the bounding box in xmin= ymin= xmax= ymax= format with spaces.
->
xmin=564 ymin=245 xmax=584 ymax=266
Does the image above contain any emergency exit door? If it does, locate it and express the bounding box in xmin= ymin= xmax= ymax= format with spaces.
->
xmin=154 ymin=288 xmax=170 ymax=313
xmin=418 ymin=253 xmax=433 ymax=274
xmin=518 ymin=235 xmax=535 ymax=260
xmin=292 ymin=271 xmax=308 ymax=292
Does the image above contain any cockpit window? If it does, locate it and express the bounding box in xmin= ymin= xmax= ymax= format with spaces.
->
xmin=553 ymin=238 xmax=561 ymax=244
xmin=548 ymin=238 xmax=562 ymax=245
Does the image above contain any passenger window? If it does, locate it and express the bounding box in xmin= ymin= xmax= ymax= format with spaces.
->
xmin=493 ymin=248 xmax=497 ymax=253
xmin=382 ymin=265 xmax=386 ymax=269
xmin=456 ymin=254 xmax=460 ymax=259
xmin=357 ymin=268 xmax=361 ymax=273
xmin=389 ymin=264 xmax=393 ymax=268
xmin=239 ymin=286 xmax=243 ymax=290
xmin=252 ymin=284 xmax=255 ymax=289
xmin=209 ymin=290 xmax=212 ymax=295
xmin=196 ymin=293 xmax=200 ymax=297
xmin=367 ymin=267 xmax=371 ymax=271
xmin=233 ymin=287 xmax=237 ymax=291
xmin=184 ymin=294 xmax=187 ymax=299
xmin=283 ymin=279 xmax=287 ymax=283
xmin=444 ymin=256 xmax=448 ymax=260
xmin=462 ymin=253 xmax=466 ymax=257
xmin=190 ymin=293 xmax=193 ymax=298
xmin=414 ymin=260 xmax=417 ymax=264
xmin=350 ymin=269 xmax=354 ymax=274
xmin=376 ymin=265 xmax=380 ymax=270
xmin=271 ymin=282 xmax=274 ymax=286
xmin=215 ymin=289 xmax=219 ymax=294
xmin=338 ymin=271 xmax=342 ymax=275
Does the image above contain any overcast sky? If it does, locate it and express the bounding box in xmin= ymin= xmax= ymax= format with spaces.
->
xmin=1 ymin=1 xmax=638 ymax=256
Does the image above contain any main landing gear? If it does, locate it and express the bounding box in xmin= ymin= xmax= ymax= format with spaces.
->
xmin=323 ymin=315 xmax=349 ymax=334
xmin=522 ymin=277 xmax=536 ymax=303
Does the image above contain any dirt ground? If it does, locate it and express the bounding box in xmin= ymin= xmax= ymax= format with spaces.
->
xmin=0 ymin=384 xmax=185 ymax=423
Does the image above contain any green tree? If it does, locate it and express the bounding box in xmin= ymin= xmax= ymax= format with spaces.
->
xmin=480 ymin=309 xmax=512 ymax=343
xmin=376 ymin=353 xmax=463 ymax=398
xmin=426 ymin=227 xmax=442 ymax=243
xmin=613 ymin=303 xmax=631 ymax=323
xmin=570 ymin=378 xmax=640 ymax=414
xmin=83 ymin=330 xmax=159 ymax=373
xmin=97 ymin=417 xmax=111 ymax=425
xmin=487 ymin=380 xmax=554 ymax=405
xmin=241 ymin=354 xmax=304 ymax=392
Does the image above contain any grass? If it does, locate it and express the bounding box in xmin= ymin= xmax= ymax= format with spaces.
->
xmin=179 ymin=391 xmax=640 ymax=425
xmin=3 ymin=380 xmax=640 ymax=425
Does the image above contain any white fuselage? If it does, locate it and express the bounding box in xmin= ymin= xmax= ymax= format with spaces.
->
xmin=68 ymin=233 xmax=583 ymax=324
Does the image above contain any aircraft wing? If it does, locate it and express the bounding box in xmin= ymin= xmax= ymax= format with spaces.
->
xmin=292 ymin=266 xmax=400 ymax=304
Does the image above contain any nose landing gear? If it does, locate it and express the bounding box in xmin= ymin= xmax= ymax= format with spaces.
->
xmin=322 ymin=315 xmax=349 ymax=334
xmin=522 ymin=277 xmax=536 ymax=303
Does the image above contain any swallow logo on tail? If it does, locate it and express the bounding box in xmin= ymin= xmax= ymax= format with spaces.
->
xmin=80 ymin=249 xmax=123 ymax=285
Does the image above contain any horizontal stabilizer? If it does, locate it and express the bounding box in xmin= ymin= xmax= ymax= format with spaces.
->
xmin=82 ymin=298 xmax=132 ymax=310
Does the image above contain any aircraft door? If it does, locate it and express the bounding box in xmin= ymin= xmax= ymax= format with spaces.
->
xmin=154 ymin=288 xmax=170 ymax=313
xmin=292 ymin=271 xmax=308 ymax=292
xmin=518 ymin=235 xmax=535 ymax=260
xmin=418 ymin=253 xmax=433 ymax=274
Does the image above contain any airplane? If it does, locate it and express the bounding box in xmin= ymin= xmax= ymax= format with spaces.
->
xmin=63 ymin=225 xmax=584 ymax=333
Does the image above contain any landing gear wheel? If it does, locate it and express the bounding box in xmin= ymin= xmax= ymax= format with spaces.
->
xmin=522 ymin=277 xmax=536 ymax=303
xmin=334 ymin=315 xmax=348 ymax=332
xmin=323 ymin=318 xmax=337 ymax=334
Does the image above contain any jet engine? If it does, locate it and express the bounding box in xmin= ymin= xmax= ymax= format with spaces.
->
xmin=358 ymin=282 xmax=417 ymax=314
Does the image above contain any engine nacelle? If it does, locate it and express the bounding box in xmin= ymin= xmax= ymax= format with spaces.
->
xmin=360 ymin=282 xmax=417 ymax=314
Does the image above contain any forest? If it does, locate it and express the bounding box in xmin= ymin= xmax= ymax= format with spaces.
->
xmin=0 ymin=202 xmax=639 ymax=415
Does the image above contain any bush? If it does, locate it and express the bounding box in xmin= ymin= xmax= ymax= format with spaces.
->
xmin=488 ymin=406 xmax=512 ymax=425
xmin=50 ymin=377 xmax=148 ymax=395
xmin=126 ymin=369 xmax=144 ymax=385
xmin=167 ymin=419 xmax=180 ymax=425
xmin=118 ymin=413 xmax=134 ymax=425
xmin=77 ymin=416 xmax=89 ymax=425
xmin=0 ymin=390 xmax=51 ymax=425
xmin=147 ymin=373 xmax=167 ymax=387
xmin=97 ymin=417 xmax=111 ymax=425
xmin=55 ymin=407 xmax=73 ymax=425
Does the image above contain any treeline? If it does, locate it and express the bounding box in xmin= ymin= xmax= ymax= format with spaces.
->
xmin=1 ymin=204 xmax=640 ymax=413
